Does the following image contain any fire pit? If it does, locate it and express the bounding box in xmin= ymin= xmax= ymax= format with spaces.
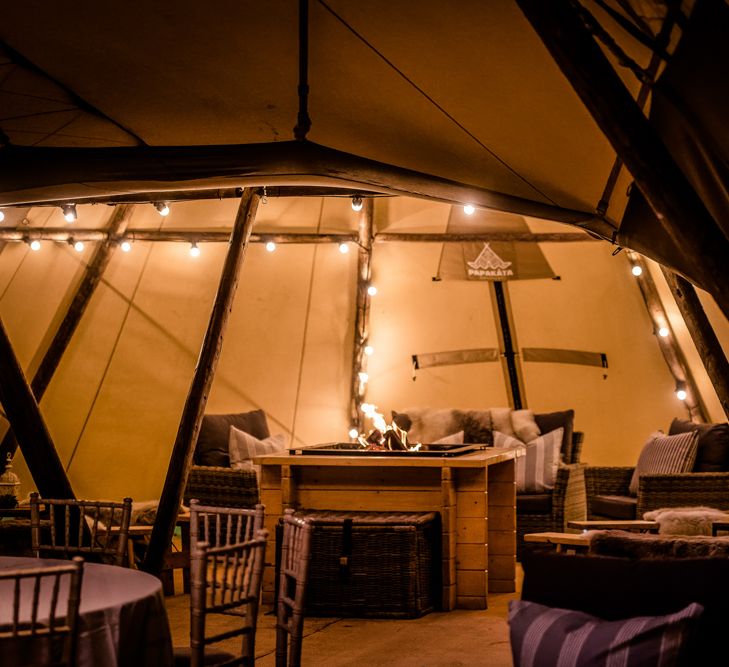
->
xmin=290 ymin=442 xmax=486 ymax=457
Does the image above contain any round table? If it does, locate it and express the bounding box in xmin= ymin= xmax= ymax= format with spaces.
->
xmin=0 ymin=556 xmax=173 ymax=667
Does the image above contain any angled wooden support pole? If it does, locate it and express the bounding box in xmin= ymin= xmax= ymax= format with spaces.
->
xmin=626 ymin=251 xmax=708 ymax=422
xmin=661 ymin=268 xmax=729 ymax=420
xmin=0 ymin=316 xmax=74 ymax=498
xmin=517 ymin=0 xmax=729 ymax=320
xmin=142 ymin=188 xmax=260 ymax=576
xmin=349 ymin=198 xmax=374 ymax=432
xmin=0 ymin=205 xmax=132 ymax=465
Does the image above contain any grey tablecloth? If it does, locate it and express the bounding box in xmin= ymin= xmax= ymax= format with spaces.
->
xmin=0 ymin=556 xmax=173 ymax=667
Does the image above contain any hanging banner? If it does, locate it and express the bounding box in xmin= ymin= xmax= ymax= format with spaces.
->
xmin=437 ymin=207 xmax=555 ymax=281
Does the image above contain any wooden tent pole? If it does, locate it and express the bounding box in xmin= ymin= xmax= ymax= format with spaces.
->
xmin=517 ymin=0 xmax=729 ymax=320
xmin=349 ymin=199 xmax=374 ymax=432
xmin=142 ymin=188 xmax=260 ymax=576
xmin=661 ymin=269 xmax=729 ymax=420
xmin=627 ymin=252 xmax=707 ymax=422
xmin=0 ymin=316 xmax=74 ymax=498
xmin=0 ymin=205 xmax=132 ymax=465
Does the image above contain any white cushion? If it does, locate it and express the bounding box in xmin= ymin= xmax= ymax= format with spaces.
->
xmin=491 ymin=408 xmax=515 ymax=437
xmin=228 ymin=425 xmax=287 ymax=475
xmin=433 ymin=430 xmax=464 ymax=445
xmin=494 ymin=428 xmax=563 ymax=493
xmin=510 ymin=409 xmax=540 ymax=443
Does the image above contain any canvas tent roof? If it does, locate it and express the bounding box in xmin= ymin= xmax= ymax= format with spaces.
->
xmin=0 ymin=2 xmax=660 ymax=222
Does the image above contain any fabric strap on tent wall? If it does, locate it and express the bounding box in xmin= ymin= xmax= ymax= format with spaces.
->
xmin=522 ymin=348 xmax=608 ymax=368
xmin=412 ymin=348 xmax=500 ymax=370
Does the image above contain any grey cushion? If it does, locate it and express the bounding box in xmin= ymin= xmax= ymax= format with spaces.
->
xmin=591 ymin=494 xmax=637 ymax=520
xmin=534 ymin=410 xmax=574 ymax=463
xmin=669 ymin=418 xmax=729 ymax=472
xmin=628 ymin=431 xmax=699 ymax=495
xmin=194 ymin=410 xmax=270 ymax=466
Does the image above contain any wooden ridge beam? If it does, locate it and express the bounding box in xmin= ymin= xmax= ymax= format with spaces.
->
xmin=0 ymin=316 xmax=74 ymax=498
xmin=0 ymin=229 xmax=599 ymax=245
xmin=0 ymin=228 xmax=358 ymax=244
xmin=517 ymin=0 xmax=729 ymax=320
xmin=374 ymin=232 xmax=598 ymax=243
xmin=0 ymin=141 xmax=607 ymax=233
xmin=142 ymin=188 xmax=260 ymax=576
xmin=0 ymin=205 xmax=133 ymax=465
xmin=661 ymin=269 xmax=729 ymax=420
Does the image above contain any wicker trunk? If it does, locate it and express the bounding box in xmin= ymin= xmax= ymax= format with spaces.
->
xmin=278 ymin=510 xmax=441 ymax=618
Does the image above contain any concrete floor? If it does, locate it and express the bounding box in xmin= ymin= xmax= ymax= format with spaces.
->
xmin=165 ymin=571 xmax=519 ymax=666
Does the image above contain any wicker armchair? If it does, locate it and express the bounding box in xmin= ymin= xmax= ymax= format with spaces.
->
xmin=183 ymin=465 xmax=259 ymax=509
xmin=516 ymin=432 xmax=586 ymax=559
xmin=585 ymin=467 xmax=729 ymax=520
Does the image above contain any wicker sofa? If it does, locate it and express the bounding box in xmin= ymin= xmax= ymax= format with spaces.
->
xmin=391 ymin=407 xmax=587 ymax=559
xmin=182 ymin=410 xmax=269 ymax=509
xmin=585 ymin=418 xmax=729 ymax=521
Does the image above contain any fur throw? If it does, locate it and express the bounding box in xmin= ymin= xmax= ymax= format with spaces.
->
xmin=589 ymin=529 xmax=729 ymax=559
xmin=643 ymin=506 xmax=729 ymax=536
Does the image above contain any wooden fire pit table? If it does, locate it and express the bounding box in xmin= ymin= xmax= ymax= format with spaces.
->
xmin=256 ymin=447 xmax=518 ymax=611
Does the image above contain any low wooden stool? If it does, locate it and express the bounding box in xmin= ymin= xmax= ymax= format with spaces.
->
xmin=567 ymin=520 xmax=660 ymax=534
xmin=523 ymin=532 xmax=591 ymax=553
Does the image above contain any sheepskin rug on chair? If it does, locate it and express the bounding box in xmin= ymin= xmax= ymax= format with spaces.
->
xmin=643 ymin=506 xmax=729 ymax=535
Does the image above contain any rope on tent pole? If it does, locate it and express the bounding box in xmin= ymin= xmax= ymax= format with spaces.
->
xmin=293 ymin=0 xmax=312 ymax=141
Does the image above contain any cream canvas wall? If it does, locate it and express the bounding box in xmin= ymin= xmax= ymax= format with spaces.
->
xmin=0 ymin=196 xmax=726 ymax=504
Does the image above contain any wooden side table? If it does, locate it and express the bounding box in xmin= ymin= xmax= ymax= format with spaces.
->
xmin=523 ymin=532 xmax=591 ymax=553
xmin=160 ymin=513 xmax=190 ymax=595
xmin=567 ymin=520 xmax=660 ymax=533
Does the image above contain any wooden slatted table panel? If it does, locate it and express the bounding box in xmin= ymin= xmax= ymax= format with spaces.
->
xmin=257 ymin=449 xmax=518 ymax=611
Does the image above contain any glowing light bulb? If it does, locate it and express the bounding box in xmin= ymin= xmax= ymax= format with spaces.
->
xmin=30 ymin=240 xmax=41 ymax=251
xmin=338 ymin=243 xmax=349 ymax=254
xmin=358 ymin=372 xmax=369 ymax=383
xmin=155 ymin=202 xmax=170 ymax=216
xmin=631 ymin=265 xmax=643 ymax=276
xmin=464 ymin=204 xmax=475 ymax=215
xmin=0 ymin=210 xmax=5 ymax=222
xmin=348 ymin=428 xmax=359 ymax=439
xmin=351 ymin=195 xmax=363 ymax=212
xmin=361 ymin=403 xmax=375 ymax=415
xmin=658 ymin=327 xmax=669 ymax=337
xmin=62 ymin=204 xmax=77 ymax=223
xmin=676 ymin=389 xmax=688 ymax=401
xmin=190 ymin=242 xmax=201 ymax=257
xmin=120 ymin=240 xmax=132 ymax=253
xmin=74 ymin=241 xmax=85 ymax=252
xmin=367 ymin=285 xmax=378 ymax=296
xmin=265 ymin=241 xmax=276 ymax=252
xmin=364 ymin=345 xmax=374 ymax=356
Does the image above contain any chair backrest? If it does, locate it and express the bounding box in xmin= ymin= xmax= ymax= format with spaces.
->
xmin=276 ymin=510 xmax=312 ymax=667
xmin=30 ymin=493 xmax=133 ymax=567
xmin=189 ymin=530 xmax=268 ymax=667
xmin=0 ymin=556 xmax=84 ymax=667
xmin=189 ymin=499 xmax=265 ymax=552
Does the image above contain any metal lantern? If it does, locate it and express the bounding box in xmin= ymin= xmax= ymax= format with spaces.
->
xmin=0 ymin=453 xmax=20 ymax=508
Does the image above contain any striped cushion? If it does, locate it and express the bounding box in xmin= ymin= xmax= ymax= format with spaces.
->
xmin=629 ymin=431 xmax=699 ymax=496
xmin=509 ymin=599 xmax=703 ymax=667
xmin=494 ymin=428 xmax=563 ymax=493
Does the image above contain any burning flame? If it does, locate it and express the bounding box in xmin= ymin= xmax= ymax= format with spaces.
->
xmin=356 ymin=404 xmax=421 ymax=451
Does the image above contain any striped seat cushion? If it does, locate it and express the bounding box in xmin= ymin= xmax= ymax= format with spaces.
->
xmin=629 ymin=431 xmax=700 ymax=496
xmin=509 ymin=599 xmax=703 ymax=667
xmin=494 ymin=428 xmax=563 ymax=493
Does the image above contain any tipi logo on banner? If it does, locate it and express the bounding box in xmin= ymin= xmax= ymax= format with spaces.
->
xmin=466 ymin=243 xmax=514 ymax=278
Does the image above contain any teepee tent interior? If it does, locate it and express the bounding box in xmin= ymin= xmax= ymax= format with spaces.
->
xmin=0 ymin=0 xmax=727 ymax=576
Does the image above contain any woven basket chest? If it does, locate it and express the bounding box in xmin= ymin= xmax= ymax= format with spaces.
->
xmin=282 ymin=509 xmax=441 ymax=618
